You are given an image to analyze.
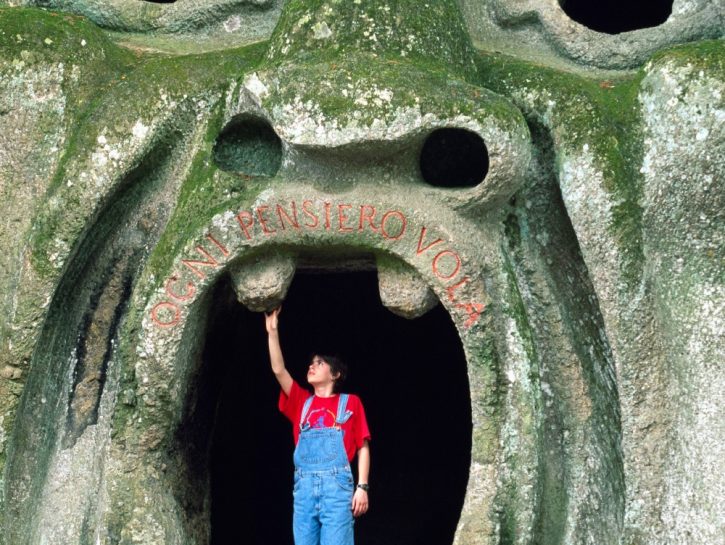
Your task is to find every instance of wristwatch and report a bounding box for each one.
[356,483,369,492]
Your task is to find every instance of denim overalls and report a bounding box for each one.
[292,393,355,545]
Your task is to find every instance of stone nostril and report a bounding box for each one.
[213,114,282,177]
[419,128,489,189]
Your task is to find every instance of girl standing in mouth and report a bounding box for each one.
[265,307,371,545]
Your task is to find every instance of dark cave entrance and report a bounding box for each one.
[205,268,471,545]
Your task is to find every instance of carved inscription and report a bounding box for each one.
[151,200,484,329]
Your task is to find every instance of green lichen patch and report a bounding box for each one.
[266,0,476,80]
[645,39,725,74]
[27,41,267,279]
[137,114,269,293]
[475,51,646,288]
[107,31,270,57]
[0,7,128,61]
[254,52,524,149]
[0,7,136,101]
[14,0,282,51]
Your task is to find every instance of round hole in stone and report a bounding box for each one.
[213,115,282,177]
[206,270,471,545]
[559,0,672,34]
[419,128,489,188]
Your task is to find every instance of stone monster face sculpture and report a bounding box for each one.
[0,1,722,544]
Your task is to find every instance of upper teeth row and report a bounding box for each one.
[230,252,436,318]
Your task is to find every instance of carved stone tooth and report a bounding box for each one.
[229,253,296,312]
[376,255,438,319]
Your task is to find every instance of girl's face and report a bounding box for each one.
[307,356,339,388]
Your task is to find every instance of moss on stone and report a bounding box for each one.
[257,51,517,134]
[132,52,525,298]
[465,324,503,465]
[475,51,647,288]
[27,40,267,279]
[265,0,477,81]
[0,7,133,66]
[139,126,270,292]
[0,7,136,136]
[646,38,724,72]
[501,246,538,366]
[213,115,283,176]
[475,40,723,294]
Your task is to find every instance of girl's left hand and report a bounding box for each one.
[352,488,368,517]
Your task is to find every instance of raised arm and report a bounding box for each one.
[265,307,293,396]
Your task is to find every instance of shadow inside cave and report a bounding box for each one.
[202,268,472,545]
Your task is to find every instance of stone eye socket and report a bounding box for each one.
[419,128,489,189]
[213,115,283,177]
[559,0,673,34]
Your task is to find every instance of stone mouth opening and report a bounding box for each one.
[200,269,471,544]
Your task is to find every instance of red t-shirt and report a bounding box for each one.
[279,380,371,462]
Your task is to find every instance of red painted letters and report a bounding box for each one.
[236,211,254,240]
[302,199,319,228]
[206,233,230,256]
[432,249,462,280]
[165,275,195,301]
[151,301,181,327]
[380,210,407,240]
[152,200,485,330]
[256,206,276,235]
[276,202,300,230]
[416,226,443,255]
[182,245,220,279]
[359,204,378,232]
[338,204,353,232]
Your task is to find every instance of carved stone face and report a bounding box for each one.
[0,2,722,545]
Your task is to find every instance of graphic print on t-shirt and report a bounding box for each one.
[280,382,371,461]
[306,407,346,429]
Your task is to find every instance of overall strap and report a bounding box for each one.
[299,395,315,429]
[335,394,353,424]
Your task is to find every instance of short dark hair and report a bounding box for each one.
[312,353,348,393]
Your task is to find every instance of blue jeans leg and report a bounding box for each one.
[293,474,320,545]
[319,470,354,545]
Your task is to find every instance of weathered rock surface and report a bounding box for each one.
[377,255,438,319]
[0,1,722,545]
[229,252,296,311]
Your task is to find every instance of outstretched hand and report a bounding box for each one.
[265,306,282,334]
